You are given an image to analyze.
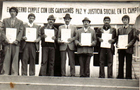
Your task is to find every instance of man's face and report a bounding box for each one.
[64,18,71,25]
[122,18,129,25]
[104,19,110,26]
[48,19,55,25]
[28,16,35,23]
[10,9,17,18]
[83,20,90,27]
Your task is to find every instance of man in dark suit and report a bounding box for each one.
[117,15,138,79]
[22,13,41,76]
[2,7,23,75]
[58,14,76,76]
[0,21,6,73]
[97,16,117,78]
[39,15,58,76]
[75,17,97,77]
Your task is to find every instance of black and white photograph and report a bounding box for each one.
[0,0,139,90]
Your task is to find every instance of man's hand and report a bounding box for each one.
[43,34,47,38]
[68,38,73,43]
[34,38,40,43]
[52,36,56,40]
[22,36,27,40]
[78,42,82,46]
[125,44,130,48]
[99,38,103,42]
[108,39,114,44]
[13,40,18,45]
[58,40,64,44]
[91,42,96,46]
[5,39,10,44]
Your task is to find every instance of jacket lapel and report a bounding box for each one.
[126,26,132,34]
[109,28,114,34]
[14,18,19,27]
[7,18,12,27]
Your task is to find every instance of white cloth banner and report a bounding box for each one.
[6,28,17,43]
[2,1,140,24]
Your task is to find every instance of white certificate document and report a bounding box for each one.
[61,29,71,43]
[118,35,128,49]
[101,33,112,48]
[6,28,17,43]
[26,28,37,42]
[81,33,91,46]
[45,29,54,43]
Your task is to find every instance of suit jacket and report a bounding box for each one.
[21,23,41,51]
[117,25,137,54]
[40,24,58,48]
[97,27,117,54]
[58,25,76,51]
[75,27,97,54]
[3,17,23,46]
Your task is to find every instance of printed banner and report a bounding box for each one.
[2,1,140,25]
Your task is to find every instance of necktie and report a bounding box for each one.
[11,20,14,27]
[67,25,68,29]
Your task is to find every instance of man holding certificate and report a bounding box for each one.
[22,13,41,76]
[2,7,23,75]
[75,17,97,77]
[117,15,137,79]
[97,17,117,78]
[39,15,58,76]
[58,14,76,77]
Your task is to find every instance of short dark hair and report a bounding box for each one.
[122,15,130,22]
[9,7,18,15]
[103,16,111,21]
[28,13,36,19]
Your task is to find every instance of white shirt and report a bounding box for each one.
[103,29,110,34]
[28,22,34,27]
[65,25,69,29]
[84,27,89,32]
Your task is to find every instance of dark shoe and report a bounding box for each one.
[125,77,132,79]
[108,76,113,78]
[70,75,75,77]
[117,76,124,79]
[99,76,105,78]
[0,73,9,76]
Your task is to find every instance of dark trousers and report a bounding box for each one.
[2,44,19,75]
[22,43,36,76]
[79,54,91,77]
[60,46,75,76]
[0,50,4,73]
[99,48,113,78]
[117,50,132,79]
[40,47,55,76]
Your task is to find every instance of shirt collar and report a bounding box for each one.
[84,27,89,32]
[65,24,70,29]
[28,22,34,27]
[123,24,129,28]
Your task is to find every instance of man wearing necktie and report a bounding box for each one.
[97,17,117,78]
[2,7,23,75]
[117,15,138,79]
[75,17,97,77]
[58,14,76,77]
[21,13,41,76]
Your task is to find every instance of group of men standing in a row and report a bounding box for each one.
[0,7,139,79]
